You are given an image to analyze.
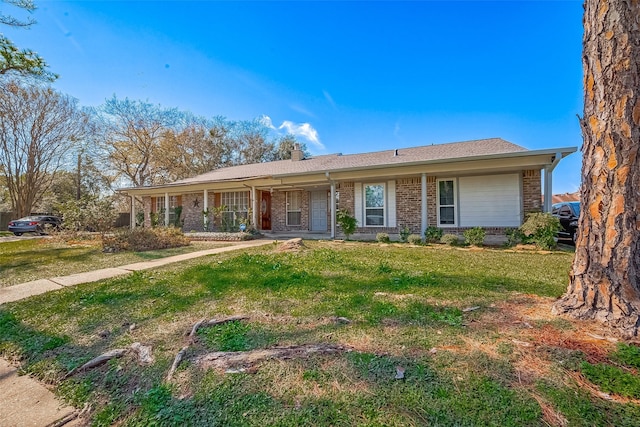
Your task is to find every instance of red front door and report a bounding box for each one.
[261,191,271,230]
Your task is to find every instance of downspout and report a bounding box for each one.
[543,152,562,213]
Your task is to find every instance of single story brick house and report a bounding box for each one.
[119,138,576,240]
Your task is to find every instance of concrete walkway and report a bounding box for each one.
[0,238,275,426]
[0,239,273,305]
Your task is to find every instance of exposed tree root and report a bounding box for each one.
[186,315,250,342]
[167,346,189,381]
[194,344,350,371]
[64,349,127,379]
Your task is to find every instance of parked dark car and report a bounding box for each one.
[552,202,580,243]
[7,215,62,236]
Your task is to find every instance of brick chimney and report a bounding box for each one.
[291,143,304,161]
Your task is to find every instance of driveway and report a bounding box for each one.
[0,234,48,243]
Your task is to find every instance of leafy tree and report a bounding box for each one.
[0,80,87,217]
[0,0,56,81]
[553,0,640,337]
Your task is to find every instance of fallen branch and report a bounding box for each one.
[64,349,127,379]
[194,344,350,371]
[167,346,189,381]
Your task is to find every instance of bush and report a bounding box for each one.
[424,226,443,243]
[336,209,357,240]
[440,234,459,246]
[399,226,410,243]
[464,227,486,246]
[102,227,190,252]
[504,228,524,247]
[376,232,391,243]
[519,212,560,250]
[56,195,118,235]
[408,234,423,245]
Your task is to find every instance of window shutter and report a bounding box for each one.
[354,182,363,227]
[387,180,396,228]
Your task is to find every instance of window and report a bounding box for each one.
[220,192,249,230]
[168,196,182,225]
[365,184,385,226]
[438,180,456,226]
[286,192,302,226]
[155,196,165,214]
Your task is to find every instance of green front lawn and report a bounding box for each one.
[1,241,638,426]
[0,238,228,287]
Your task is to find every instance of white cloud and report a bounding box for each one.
[278,121,324,150]
[259,115,277,130]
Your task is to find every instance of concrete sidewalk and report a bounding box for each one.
[0,239,273,305]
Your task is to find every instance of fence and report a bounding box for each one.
[0,212,15,230]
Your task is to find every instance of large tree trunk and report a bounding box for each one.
[553,0,640,337]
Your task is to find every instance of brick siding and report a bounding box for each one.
[522,169,542,215]
[271,190,310,232]
[395,177,421,233]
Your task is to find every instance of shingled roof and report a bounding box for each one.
[174,138,528,185]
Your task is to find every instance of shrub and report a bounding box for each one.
[424,226,443,243]
[336,209,357,240]
[464,227,486,246]
[399,226,410,243]
[376,232,391,243]
[57,195,118,235]
[408,234,423,245]
[102,227,190,252]
[519,212,560,250]
[440,233,459,246]
[504,228,524,247]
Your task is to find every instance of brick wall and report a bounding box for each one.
[336,181,354,213]
[182,193,205,231]
[522,169,542,215]
[142,196,152,228]
[395,177,422,233]
[427,176,437,227]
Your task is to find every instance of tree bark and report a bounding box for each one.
[553,0,640,337]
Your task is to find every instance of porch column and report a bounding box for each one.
[543,152,561,213]
[421,173,427,238]
[130,195,135,230]
[164,192,170,226]
[203,189,208,212]
[330,181,336,239]
[251,186,257,228]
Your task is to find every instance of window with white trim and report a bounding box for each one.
[364,183,385,226]
[221,191,249,229]
[437,179,456,226]
[155,196,165,214]
[286,191,302,226]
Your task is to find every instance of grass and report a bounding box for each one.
[1,240,638,426]
[0,238,229,287]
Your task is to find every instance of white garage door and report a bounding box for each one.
[459,174,521,227]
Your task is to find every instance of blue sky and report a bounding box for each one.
[5,0,584,194]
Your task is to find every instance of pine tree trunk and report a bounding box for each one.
[553,0,640,337]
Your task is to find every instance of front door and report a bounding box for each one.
[311,191,328,232]
[261,191,271,230]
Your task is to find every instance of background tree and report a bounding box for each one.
[0,80,87,217]
[95,96,180,187]
[553,0,640,337]
[0,0,56,80]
